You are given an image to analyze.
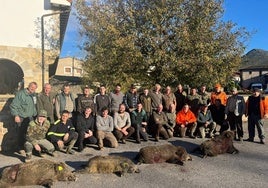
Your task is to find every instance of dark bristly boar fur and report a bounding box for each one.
[0,159,76,188]
[77,155,140,176]
[200,130,239,157]
[136,144,192,165]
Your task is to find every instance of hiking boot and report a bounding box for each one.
[121,139,126,144]
[189,134,196,139]
[260,139,265,144]
[25,154,32,163]
[47,151,57,157]
[136,139,141,144]
[78,147,84,152]
[155,137,159,142]
[98,146,104,151]
[78,145,84,152]
[19,149,26,155]
[66,149,75,155]
[239,137,243,142]
[209,133,214,138]
[37,151,45,158]
[245,138,254,142]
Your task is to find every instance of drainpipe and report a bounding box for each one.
[41,10,70,88]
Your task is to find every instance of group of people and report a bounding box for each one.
[9,81,267,162]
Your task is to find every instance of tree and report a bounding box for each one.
[76,0,250,90]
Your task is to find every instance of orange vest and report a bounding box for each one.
[211,91,227,106]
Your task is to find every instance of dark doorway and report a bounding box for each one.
[0,59,24,94]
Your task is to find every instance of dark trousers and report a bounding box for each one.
[16,117,33,150]
[248,114,265,140]
[113,127,135,141]
[53,131,78,150]
[77,131,97,150]
[154,124,169,139]
[227,112,243,138]
[133,124,148,141]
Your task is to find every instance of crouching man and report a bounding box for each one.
[152,104,173,141]
[24,110,55,162]
[175,104,197,138]
[197,104,216,139]
[113,104,135,144]
[96,106,118,150]
[47,110,78,154]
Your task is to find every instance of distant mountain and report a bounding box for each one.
[241,49,268,68]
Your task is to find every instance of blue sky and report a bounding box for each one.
[60,0,268,58]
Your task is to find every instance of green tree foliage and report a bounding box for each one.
[76,0,249,90]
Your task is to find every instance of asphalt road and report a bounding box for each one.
[0,121,267,188]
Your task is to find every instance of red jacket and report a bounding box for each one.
[176,109,196,126]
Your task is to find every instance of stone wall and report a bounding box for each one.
[0,45,55,92]
[0,83,82,151]
[0,95,16,151]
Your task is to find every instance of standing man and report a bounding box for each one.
[245,88,268,144]
[37,83,55,124]
[47,110,78,154]
[124,84,139,113]
[77,86,95,115]
[24,110,55,162]
[186,87,202,116]
[211,83,227,106]
[55,83,76,120]
[162,86,177,112]
[209,99,227,133]
[149,84,163,112]
[10,81,38,153]
[225,87,246,141]
[139,88,152,119]
[94,85,111,115]
[198,85,210,105]
[109,83,124,116]
[174,84,187,112]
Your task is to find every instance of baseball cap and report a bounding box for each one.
[38,110,47,117]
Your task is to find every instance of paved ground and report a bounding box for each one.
[0,121,267,188]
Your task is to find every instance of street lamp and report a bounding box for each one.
[41,10,70,88]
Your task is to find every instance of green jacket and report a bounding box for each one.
[26,119,51,146]
[37,92,55,123]
[10,88,37,118]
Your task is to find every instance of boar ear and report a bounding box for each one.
[225,131,234,138]
[120,162,129,169]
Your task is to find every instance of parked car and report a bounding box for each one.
[250,83,263,91]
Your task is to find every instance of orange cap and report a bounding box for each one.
[215,83,221,88]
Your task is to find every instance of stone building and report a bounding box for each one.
[0,0,72,151]
[0,0,72,94]
[55,57,84,77]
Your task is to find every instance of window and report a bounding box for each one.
[76,68,82,74]
[64,67,72,74]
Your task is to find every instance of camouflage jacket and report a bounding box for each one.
[26,119,51,146]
